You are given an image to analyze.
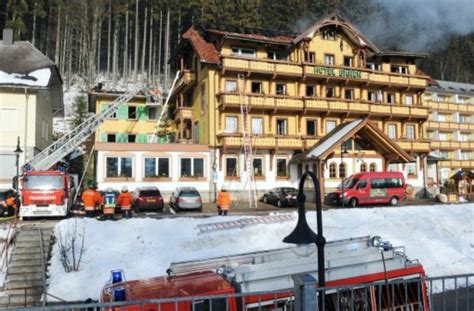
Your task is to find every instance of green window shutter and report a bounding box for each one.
[101,104,109,113]
[100,133,108,142]
[117,105,129,120]
[137,134,147,143]
[137,106,148,121]
[117,133,128,143]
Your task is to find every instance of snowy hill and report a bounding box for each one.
[47,204,473,301]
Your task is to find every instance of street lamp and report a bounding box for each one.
[340,143,349,208]
[283,171,326,307]
[14,136,23,192]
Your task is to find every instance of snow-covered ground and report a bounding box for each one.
[47,204,474,301]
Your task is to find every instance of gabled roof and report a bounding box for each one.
[291,119,412,164]
[205,26,295,45]
[182,27,220,64]
[427,80,474,96]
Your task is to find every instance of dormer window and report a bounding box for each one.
[322,28,336,40]
[343,56,353,67]
[324,54,335,66]
[391,65,409,74]
[304,52,315,63]
[231,47,256,58]
[367,63,381,71]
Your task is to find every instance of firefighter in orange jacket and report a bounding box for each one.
[82,181,102,218]
[217,187,231,216]
[117,186,133,219]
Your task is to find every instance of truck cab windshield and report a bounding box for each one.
[24,175,64,190]
[341,178,359,189]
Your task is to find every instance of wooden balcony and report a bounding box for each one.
[439,160,474,169]
[174,70,196,93]
[430,140,474,150]
[218,134,309,150]
[395,140,431,152]
[174,107,193,120]
[221,56,428,89]
[219,93,428,119]
[426,121,474,131]
[428,101,474,113]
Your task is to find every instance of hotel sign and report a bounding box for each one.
[314,66,362,79]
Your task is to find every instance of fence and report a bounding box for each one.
[5,273,474,310]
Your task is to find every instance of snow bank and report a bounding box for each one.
[0,68,51,87]
[47,204,474,301]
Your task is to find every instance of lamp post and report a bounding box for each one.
[283,171,326,308]
[14,136,23,192]
[340,143,349,208]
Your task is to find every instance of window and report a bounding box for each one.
[267,50,288,61]
[225,116,238,133]
[322,28,336,40]
[324,54,334,65]
[251,82,263,94]
[459,132,470,142]
[306,120,317,136]
[128,106,137,119]
[251,117,263,135]
[388,164,398,172]
[386,178,403,188]
[148,107,158,120]
[200,83,206,112]
[360,163,367,172]
[305,85,316,97]
[304,51,315,63]
[387,93,396,104]
[460,151,471,160]
[438,114,448,122]
[439,132,448,141]
[459,115,470,123]
[391,65,408,74]
[128,134,136,143]
[406,125,415,139]
[231,46,256,57]
[371,178,386,189]
[405,163,416,177]
[107,134,116,142]
[329,163,337,178]
[439,150,450,159]
[180,158,204,177]
[276,158,288,177]
[144,158,169,178]
[226,157,238,177]
[369,162,377,172]
[405,95,414,106]
[0,108,18,131]
[193,122,200,143]
[106,157,133,178]
[276,83,286,95]
[225,80,238,92]
[387,124,397,139]
[325,87,335,98]
[326,120,336,133]
[344,89,354,100]
[339,163,346,178]
[252,158,263,177]
[276,119,287,136]
[343,56,353,67]
[366,63,381,71]
[368,90,382,102]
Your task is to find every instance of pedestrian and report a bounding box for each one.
[217,187,231,216]
[103,188,117,221]
[82,181,101,218]
[117,186,133,219]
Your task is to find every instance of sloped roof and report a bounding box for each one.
[0,41,54,74]
[182,27,220,64]
[206,28,294,45]
[291,119,412,164]
[428,80,474,96]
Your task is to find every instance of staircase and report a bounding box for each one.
[0,224,54,307]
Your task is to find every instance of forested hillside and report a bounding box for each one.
[1,0,473,89]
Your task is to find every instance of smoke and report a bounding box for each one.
[359,0,474,52]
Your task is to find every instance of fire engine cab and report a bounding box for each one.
[101,236,429,310]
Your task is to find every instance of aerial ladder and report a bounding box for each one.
[238,74,258,209]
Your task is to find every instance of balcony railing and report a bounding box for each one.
[439,159,474,168]
[426,121,474,131]
[395,140,431,152]
[174,107,193,120]
[219,93,428,119]
[174,70,196,92]
[221,56,428,88]
[428,101,474,112]
[430,140,474,150]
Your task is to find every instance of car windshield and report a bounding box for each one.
[281,188,297,195]
[140,190,160,197]
[180,190,199,197]
[338,178,359,189]
[23,175,64,190]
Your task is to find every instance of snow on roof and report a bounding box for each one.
[0,41,54,74]
[0,68,51,87]
[429,80,474,96]
[308,119,363,158]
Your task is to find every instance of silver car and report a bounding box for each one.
[170,187,202,212]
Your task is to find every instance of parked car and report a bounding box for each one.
[0,188,19,217]
[133,187,164,212]
[327,172,407,207]
[170,187,202,212]
[262,187,298,208]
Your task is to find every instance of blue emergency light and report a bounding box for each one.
[110,269,125,284]
[113,286,126,301]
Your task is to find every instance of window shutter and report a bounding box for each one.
[137,106,148,120]
[117,133,128,143]
[137,134,147,143]
[101,133,108,142]
[116,106,129,119]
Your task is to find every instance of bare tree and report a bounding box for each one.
[148,5,153,82]
[122,10,129,81]
[141,6,147,81]
[133,0,139,81]
[107,0,112,79]
[157,10,162,84]
[112,9,119,87]
[57,219,86,273]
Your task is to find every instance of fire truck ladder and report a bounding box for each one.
[238,74,258,209]
[25,88,140,171]
[151,71,180,139]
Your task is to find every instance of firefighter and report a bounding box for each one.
[0,192,18,217]
[82,181,101,218]
[217,187,231,216]
[117,186,133,219]
[103,188,117,221]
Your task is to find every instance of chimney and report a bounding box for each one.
[2,28,13,45]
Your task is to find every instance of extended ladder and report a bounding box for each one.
[26,88,140,171]
[238,74,258,209]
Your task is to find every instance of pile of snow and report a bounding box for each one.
[47,204,474,301]
[0,68,51,87]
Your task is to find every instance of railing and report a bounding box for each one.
[396,140,431,152]
[428,101,474,112]
[431,141,474,149]
[174,107,193,120]
[6,273,474,310]
[219,135,307,149]
[1,217,18,271]
[222,56,428,88]
[427,121,474,131]
[439,159,474,168]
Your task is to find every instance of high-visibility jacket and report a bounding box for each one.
[117,192,133,210]
[103,192,116,215]
[82,189,101,211]
[217,192,231,210]
[5,197,17,209]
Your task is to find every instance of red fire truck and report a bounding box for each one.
[19,170,76,218]
[100,236,429,310]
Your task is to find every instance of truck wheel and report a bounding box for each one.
[348,198,357,208]
[390,196,399,206]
